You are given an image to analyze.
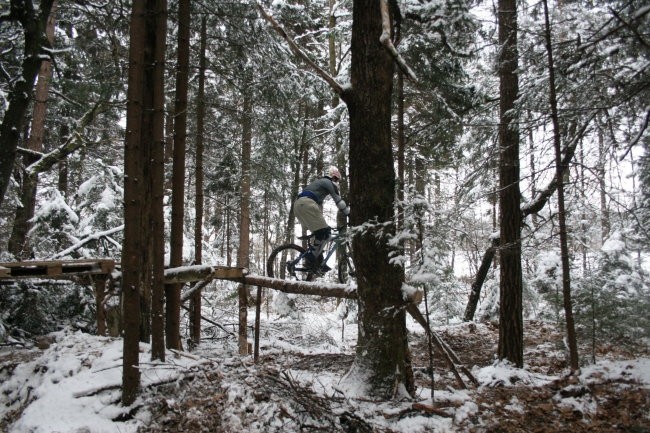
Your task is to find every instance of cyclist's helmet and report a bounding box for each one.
[328,166,341,182]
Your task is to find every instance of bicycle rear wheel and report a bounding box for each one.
[267,244,313,281]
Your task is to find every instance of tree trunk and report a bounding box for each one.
[166,0,190,351]
[286,101,305,245]
[150,0,167,362]
[8,1,57,259]
[138,3,155,343]
[0,0,54,209]
[463,237,499,321]
[497,0,523,367]
[121,0,147,406]
[190,16,207,346]
[396,71,405,235]
[597,127,610,242]
[463,115,593,321]
[342,0,414,398]
[542,0,579,371]
[237,88,253,355]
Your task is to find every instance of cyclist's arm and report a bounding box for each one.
[325,181,350,216]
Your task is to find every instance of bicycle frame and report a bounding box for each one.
[289,227,350,274]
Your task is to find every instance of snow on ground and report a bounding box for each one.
[1,300,649,433]
[0,329,208,433]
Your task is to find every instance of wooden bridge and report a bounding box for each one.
[0,258,476,388]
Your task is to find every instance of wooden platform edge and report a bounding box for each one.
[0,259,116,279]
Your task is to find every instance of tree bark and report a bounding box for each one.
[121,0,147,407]
[8,0,57,259]
[190,16,207,347]
[597,128,610,242]
[542,0,579,371]
[237,87,253,355]
[497,0,523,367]
[150,0,167,362]
[0,0,54,210]
[463,237,499,321]
[396,71,405,235]
[259,0,414,398]
[166,0,190,351]
[342,0,414,398]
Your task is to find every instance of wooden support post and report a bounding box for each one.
[254,285,262,363]
[93,275,108,336]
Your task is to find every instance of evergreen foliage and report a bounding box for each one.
[0,0,647,356]
[0,281,95,338]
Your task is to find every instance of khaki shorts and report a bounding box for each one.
[294,196,329,233]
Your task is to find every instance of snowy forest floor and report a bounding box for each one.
[1,294,649,433]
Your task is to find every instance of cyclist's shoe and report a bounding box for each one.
[320,263,331,273]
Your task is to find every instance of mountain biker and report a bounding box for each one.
[293,165,350,272]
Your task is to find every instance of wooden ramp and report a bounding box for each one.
[0,259,115,279]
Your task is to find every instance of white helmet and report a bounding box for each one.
[328,166,341,182]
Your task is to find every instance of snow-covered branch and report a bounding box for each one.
[256,3,345,97]
[25,100,109,178]
[380,0,417,82]
[521,113,596,216]
[49,225,124,260]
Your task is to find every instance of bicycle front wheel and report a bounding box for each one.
[267,244,312,281]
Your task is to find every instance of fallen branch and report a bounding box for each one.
[407,304,478,389]
[180,275,215,303]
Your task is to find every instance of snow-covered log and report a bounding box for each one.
[242,274,357,299]
[163,264,424,303]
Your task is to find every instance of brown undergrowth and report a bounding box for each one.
[140,320,650,432]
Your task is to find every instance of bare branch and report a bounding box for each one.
[379,0,417,82]
[256,3,345,97]
[521,112,596,216]
[49,225,124,259]
[618,109,650,161]
[16,146,44,159]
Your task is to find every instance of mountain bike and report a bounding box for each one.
[266,226,355,283]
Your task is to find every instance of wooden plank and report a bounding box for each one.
[213,266,246,280]
[47,264,63,276]
[0,259,116,279]
[98,259,116,274]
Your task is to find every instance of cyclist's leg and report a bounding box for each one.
[312,227,331,267]
[295,198,329,268]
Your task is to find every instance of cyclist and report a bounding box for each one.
[293,165,350,272]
